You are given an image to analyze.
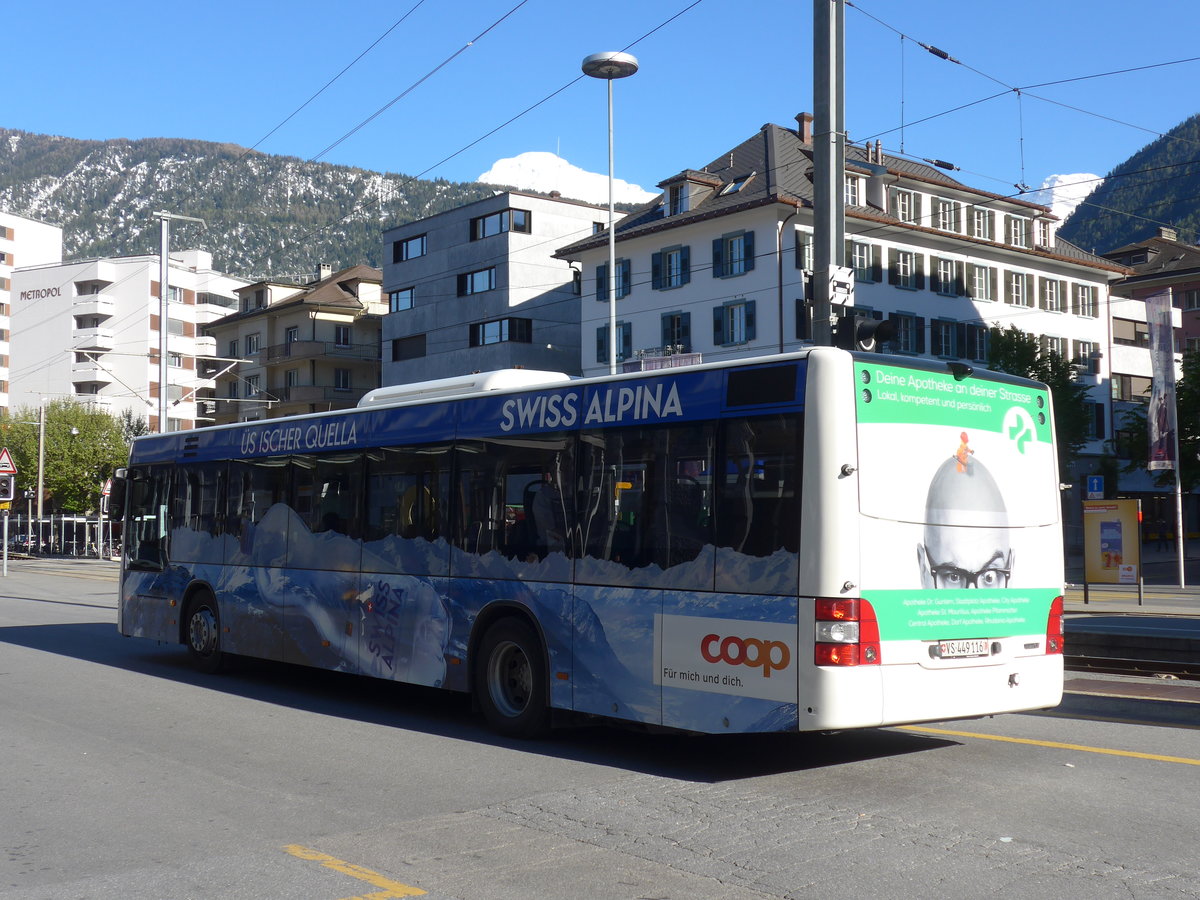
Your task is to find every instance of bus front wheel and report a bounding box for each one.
[475,618,549,738]
[185,593,224,674]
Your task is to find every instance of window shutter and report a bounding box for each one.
[680,245,691,285]
[888,248,899,285]
[619,259,631,297]
[712,238,725,278]
[713,306,725,344]
[794,231,805,269]
[913,193,924,226]
[872,253,883,284]
[457,273,468,297]
[955,323,968,359]
[661,313,672,347]
[680,312,691,346]
[931,260,943,294]
[915,254,925,290]
[1094,403,1106,440]
[955,261,966,296]
[596,326,607,364]
[915,316,926,353]
[620,322,632,360]
[888,189,900,218]
[844,239,854,267]
[1003,271,1014,304]
[743,231,755,272]
[1059,280,1068,311]
[745,300,757,340]
[595,264,607,301]
[1038,278,1048,310]
[651,252,663,290]
[1070,284,1080,315]
[795,298,808,340]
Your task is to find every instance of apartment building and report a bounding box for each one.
[10,250,247,430]
[205,264,384,424]
[381,191,608,383]
[0,212,63,414]
[554,114,1132,484]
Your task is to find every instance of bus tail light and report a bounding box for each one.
[1045,595,1064,655]
[815,598,881,667]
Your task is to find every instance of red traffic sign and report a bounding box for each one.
[0,448,16,476]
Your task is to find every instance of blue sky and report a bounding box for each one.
[8,0,1200,211]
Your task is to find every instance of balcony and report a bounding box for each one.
[72,327,116,352]
[276,384,370,405]
[72,293,117,319]
[71,360,112,383]
[622,346,702,373]
[264,340,380,364]
[72,393,114,412]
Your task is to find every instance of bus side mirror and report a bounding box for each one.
[107,469,127,522]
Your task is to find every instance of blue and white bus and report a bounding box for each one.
[113,348,1064,736]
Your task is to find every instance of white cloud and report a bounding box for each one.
[478,151,658,206]
[1031,173,1102,222]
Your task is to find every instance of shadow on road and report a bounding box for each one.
[0,620,955,781]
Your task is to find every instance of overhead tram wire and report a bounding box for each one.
[232,0,709,279]
[237,0,430,162]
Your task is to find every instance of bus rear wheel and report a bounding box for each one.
[475,618,549,738]
[185,593,224,674]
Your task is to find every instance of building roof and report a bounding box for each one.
[1103,233,1200,282]
[211,264,382,327]
[554,117,1123,274]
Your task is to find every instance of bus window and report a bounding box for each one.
[579,422,714,590]
[363,444,452,576]
[227,458,290,566]
[126,465,172,571]
[715,415,802,595]
[168,462,225,565]
[453,436,574,571]
[288,453,363,571]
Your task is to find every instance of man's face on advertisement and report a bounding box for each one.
[919,524,1011,589]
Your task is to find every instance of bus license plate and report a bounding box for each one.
[938,639,989,659]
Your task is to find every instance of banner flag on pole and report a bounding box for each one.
[1146,287,1178,471]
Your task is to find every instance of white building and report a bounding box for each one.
[1,212,63,414]
[10,250,247,431]
[381,191,609,383]
[555,114,1132,471]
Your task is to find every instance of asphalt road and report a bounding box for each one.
[2,560,1199,900]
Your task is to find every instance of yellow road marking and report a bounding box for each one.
[900,725,1200,766]
[284,845,426,898]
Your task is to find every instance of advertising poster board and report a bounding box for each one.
[1083,499,1141,585]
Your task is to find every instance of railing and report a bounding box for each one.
[264,340,380,363]
[622,346,702,372]
[275,384,369,404]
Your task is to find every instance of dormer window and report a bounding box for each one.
[889,187,920,224]
[668,183,689,216]
[1036,219,1052,248]
[844,175,860,206]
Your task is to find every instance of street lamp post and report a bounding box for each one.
[582,51,639,376]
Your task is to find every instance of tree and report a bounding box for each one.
[0,400,131,514]
[1115,350,1200,492]
[987,324,1092,476]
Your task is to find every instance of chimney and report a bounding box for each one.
[1159,226,1178,242]
[316,263,332,282]
[796,112,814,145]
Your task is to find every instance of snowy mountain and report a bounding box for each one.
[0,129,505,278]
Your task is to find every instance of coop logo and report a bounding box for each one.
[700,633,791,678]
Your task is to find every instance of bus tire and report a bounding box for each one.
[475,618,549,738]
[184,592,224,674]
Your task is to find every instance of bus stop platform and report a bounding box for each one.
[1065,583,1200,676]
